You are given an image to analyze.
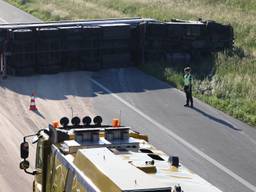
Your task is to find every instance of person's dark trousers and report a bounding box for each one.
[184,85,193,107]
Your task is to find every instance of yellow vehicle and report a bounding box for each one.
[20,116,222,192]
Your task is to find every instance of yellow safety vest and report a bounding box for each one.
[184,74,192,86]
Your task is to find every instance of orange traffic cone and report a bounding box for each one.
[29,92,38,111]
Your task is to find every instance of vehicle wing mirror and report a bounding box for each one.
[20,141,29,159]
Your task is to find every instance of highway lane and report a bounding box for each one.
[91,68,256,192]
[0,0,41,24]
[0,2,256,192]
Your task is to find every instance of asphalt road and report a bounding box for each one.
[0,2,256,192]
[0,0,41,24]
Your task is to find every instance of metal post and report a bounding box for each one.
[2,52,7,79]
[119,110,122,125]
[0,52,3,75]
[71,107,73,118]
[0,52,7,79]
[140,22,146,66]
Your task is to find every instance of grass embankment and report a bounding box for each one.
[6,0,256,126]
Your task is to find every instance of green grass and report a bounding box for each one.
[5,0,256,126]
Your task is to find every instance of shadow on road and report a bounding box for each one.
[0,68,172,100]
[192,106,241,131]
[32,110,45,119]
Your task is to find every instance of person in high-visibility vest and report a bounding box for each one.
[183,67,193,107]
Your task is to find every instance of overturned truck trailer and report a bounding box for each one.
[0,18,233,76]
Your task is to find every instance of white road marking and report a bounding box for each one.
[90,78,256,192]
[0,17,8,23]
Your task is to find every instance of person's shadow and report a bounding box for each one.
[191,106,241,131]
